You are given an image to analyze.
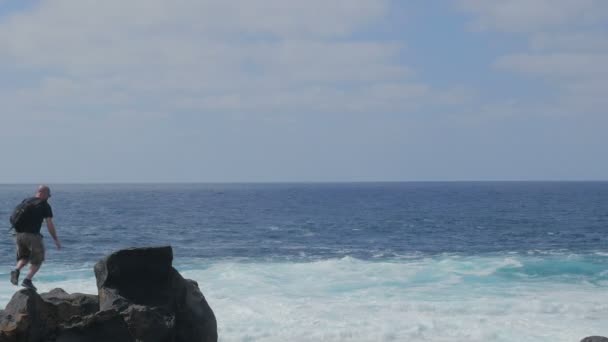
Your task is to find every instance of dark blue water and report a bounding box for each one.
[1,182,607,265]
[2,182,608,341]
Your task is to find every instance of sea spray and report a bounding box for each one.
[2,254,606,341]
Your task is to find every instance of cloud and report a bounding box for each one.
[529,32,608,52]
[0,1,604,182]
[495,52,608,78]
[460,0,608,117]
[460,0,608,33]
[0,0,466,123]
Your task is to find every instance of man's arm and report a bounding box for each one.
[46,218,62,249]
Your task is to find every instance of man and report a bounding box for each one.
[10,185,62,291]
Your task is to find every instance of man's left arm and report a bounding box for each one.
[46,218,62,250]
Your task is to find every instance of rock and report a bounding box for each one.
[94,246,174,309]
[121,305,175,342]
[581,337,608,342]
[55,309,132,342]
[0,288,99,342]
[97,287,129,313]
[94,246,216,341]
[1,246,217,342]
[0,308,20,342]
[40,289,99,324]
[171,273,217,342]
[1,289,56,342]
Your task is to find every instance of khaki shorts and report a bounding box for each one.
[16,233,45,265]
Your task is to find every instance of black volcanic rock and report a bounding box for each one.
[121,305,175,342]
[93,246,217,341]
[581,337,608,342]
[0,288,99,342]
[0,289,49,342]
[55,308,132,342]
[94,246,174,308]
[171,273,217,342]
[40,289,99,324]
[0,246,217,342]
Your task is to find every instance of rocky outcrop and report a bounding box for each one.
[54,309,132,342]
[94,247,175,310]
[581,337,608,342]
[0,289,98,341]
[93,246,217,341]
[0,246,217,342]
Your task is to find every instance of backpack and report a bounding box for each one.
[9,198,42,233]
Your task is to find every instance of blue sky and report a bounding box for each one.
[0,0,606,182]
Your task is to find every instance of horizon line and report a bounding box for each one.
[1,179,607,185]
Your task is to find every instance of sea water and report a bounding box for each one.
[1,182,607,341]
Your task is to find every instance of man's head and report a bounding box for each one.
[36,185,51,200]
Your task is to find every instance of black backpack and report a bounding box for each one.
[9,198,42,233]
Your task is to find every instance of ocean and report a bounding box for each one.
[1,182,607,341]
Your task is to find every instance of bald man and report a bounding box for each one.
[10,185,62,291]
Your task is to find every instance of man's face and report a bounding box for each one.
[39,188,51,200]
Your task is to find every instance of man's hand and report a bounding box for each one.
[55,239,62,250]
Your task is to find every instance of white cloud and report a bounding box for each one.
[0,0,470,124]
[495,52,608,78]
[529,32,608,52]
[460,0,608,33]
[460,0,608,117]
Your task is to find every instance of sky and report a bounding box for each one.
[0,0,607,183]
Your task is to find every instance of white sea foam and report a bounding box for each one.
[2,255,607,342]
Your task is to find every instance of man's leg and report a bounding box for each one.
[21,235,44,290]
[25,263,41,280]
[10,258,29,285]
[15,258,28,271]
[20,263,40,290]
[11,235,30,285]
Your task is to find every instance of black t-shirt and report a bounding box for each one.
[20,197,53,234]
